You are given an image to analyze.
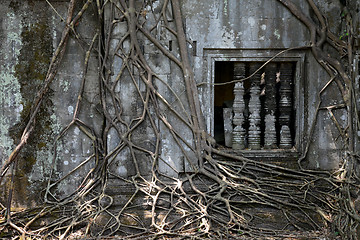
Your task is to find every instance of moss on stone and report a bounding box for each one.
[11,20,53,148]
[7,18,54,207]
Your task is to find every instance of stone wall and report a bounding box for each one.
[0,0,101,206]
[0,0,359,209]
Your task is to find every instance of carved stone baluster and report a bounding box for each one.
[248,63,262,150]
[279,63,293,149]
[232,63,246,150]
[223,108,233,147]
[264,63,277,149]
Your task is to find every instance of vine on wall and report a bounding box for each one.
[0,0,359,239]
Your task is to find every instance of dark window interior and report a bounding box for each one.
[214,61,234,145]
[214,61,296,149]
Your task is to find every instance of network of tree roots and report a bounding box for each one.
[1,0,359,239]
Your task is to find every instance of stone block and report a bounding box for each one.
[145,52,171,75]
[112,21,128,39]
[108,146,132,178]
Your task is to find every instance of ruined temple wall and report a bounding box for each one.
[103,0,354,174]
[0,0,358,207]
[181,0,351,170]
[0,0,101,206]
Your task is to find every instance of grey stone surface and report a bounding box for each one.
[0,0,358,206]
[223,108,233,148]
[0,0,101,204]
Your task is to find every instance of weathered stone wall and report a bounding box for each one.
[182,0,356,170]
[1,0,57,207]
[0,0,101,206]
[0,0,359,208]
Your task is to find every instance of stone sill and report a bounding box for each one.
[220,148,299,158]
[213,147,300,169]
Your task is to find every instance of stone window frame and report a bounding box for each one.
[203,49,305,159]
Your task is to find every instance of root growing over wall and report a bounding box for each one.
[1,0,360,239]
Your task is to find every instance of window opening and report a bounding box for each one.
[214,61,234,145]
[214,61,296,150]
